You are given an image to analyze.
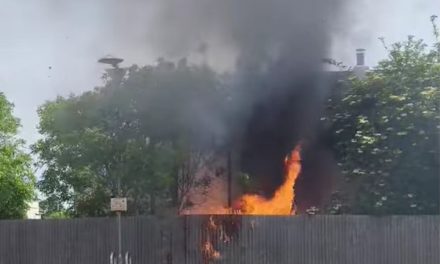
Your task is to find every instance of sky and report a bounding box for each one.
[0,0,438,149]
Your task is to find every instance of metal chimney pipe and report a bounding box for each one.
[356,48,366,66]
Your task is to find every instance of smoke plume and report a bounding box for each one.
[44,0,351,207]
[144,0,348,199]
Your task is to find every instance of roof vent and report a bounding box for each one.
[356,48,366,66]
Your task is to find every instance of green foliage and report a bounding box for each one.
[0,93,35,219]
[326,27,440,214]
[44,211,70,219]
[34,60,224,217]
[237,172,252,193]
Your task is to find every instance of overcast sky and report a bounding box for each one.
[0,0,438,149]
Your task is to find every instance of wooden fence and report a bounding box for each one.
[0,215,438,264]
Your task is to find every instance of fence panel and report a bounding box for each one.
[0,216,438,264]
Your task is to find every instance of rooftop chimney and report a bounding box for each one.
[356,48,366,66]
[353,48,369,80]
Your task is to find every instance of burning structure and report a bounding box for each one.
[180,146,302,215]
[166,0,355,217]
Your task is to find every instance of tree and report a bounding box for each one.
[34,59,224,217]
[0,92,35,219]
[325,18,440,214]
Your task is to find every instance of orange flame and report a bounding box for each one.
[190,146,301,262]
[233,145,301,215]
[181,145,302,216]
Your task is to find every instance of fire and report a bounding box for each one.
[233,145,301,215]
[188,146,301,263]
[201,216,222,262]
[181,145,302,216]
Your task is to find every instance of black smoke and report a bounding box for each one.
[146,0,349,204]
